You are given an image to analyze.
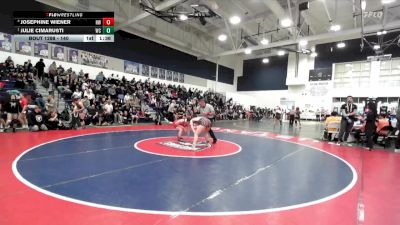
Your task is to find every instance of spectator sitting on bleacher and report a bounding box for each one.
[96,71,105,82]
[46,110,59,130]
[29,105,48,131]
[46,94,56,112]
[35,93,46,112]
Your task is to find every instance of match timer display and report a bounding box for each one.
[13,12,115,42]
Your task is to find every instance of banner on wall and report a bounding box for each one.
[68,49,79,63]
[124,60,140,75]
[309,68,332,81]
[166,70,173,81]
[52,45,65,61]
[34,43,48,58]
[173,71,179,82]
[305,81,333,97]
[0,33,12,52]
[179,73,184,83]
[141,65,149,76]
[15,42,32,55]
[151,67,158,78]
[159,69,166,79]
[81,51,109,68]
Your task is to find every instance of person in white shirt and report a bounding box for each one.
[84,88,94,102]
[274,106,283,127]
[81,82,88,92]
[124,93,131,103]
[103,100,113,125]
[72,90,82,99]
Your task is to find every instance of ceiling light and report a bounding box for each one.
[218,34,227,41]
[244,48,252,54]
[299,39,308,46]
[337,42,346,48]
[382,0,396,4]
[179,14,188,21]
[277,50,285,56]
[377,31,382,35]
[190,4,199,7]
[262,58,269,63]
[281,18,292,27]
[361,0,367,10]
[310,52,318,57]
[382,30,387,34]
[330,24,341,32]
[373,45,381,50]
[260,38,269,45]
[229,16,241,25]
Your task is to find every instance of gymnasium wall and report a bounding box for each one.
[314,32,400,69]
[0,0,235,85]
[237,55,289,91]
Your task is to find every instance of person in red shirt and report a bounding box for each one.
[19,93,29,129]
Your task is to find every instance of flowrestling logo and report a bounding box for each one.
[159,140,210,151]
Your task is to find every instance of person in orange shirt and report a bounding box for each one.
[323,111,341,140]
[375,116,390,133]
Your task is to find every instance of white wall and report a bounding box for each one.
[286,52,315,85]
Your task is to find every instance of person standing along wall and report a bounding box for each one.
[338,96,357,144]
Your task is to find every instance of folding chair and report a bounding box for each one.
[325,122,341,141]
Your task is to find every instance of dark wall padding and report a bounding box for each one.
[0,0,234,84]
[314,32,400,69]
[238,55,289,91]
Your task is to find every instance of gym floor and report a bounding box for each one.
[1,120,399,225]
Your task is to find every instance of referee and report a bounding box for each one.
[197,98,217,144]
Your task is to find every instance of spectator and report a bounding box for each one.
[274,106,282,127]
[364,101,377,151]
[289,106,296,126]
[35,58,45,80]
[5,56,14,68]
[46,94,56,112]
[294,107,301,127]
[5,95,23,131]
[46,110,59,130]
[29,106,48,131]
[395,107,400,152]
[103,99,113,125]
[95,71,105,82]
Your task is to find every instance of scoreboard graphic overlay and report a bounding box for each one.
[13,12,114,42]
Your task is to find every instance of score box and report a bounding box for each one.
[102,18,114,26]
[102,26,114,34]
